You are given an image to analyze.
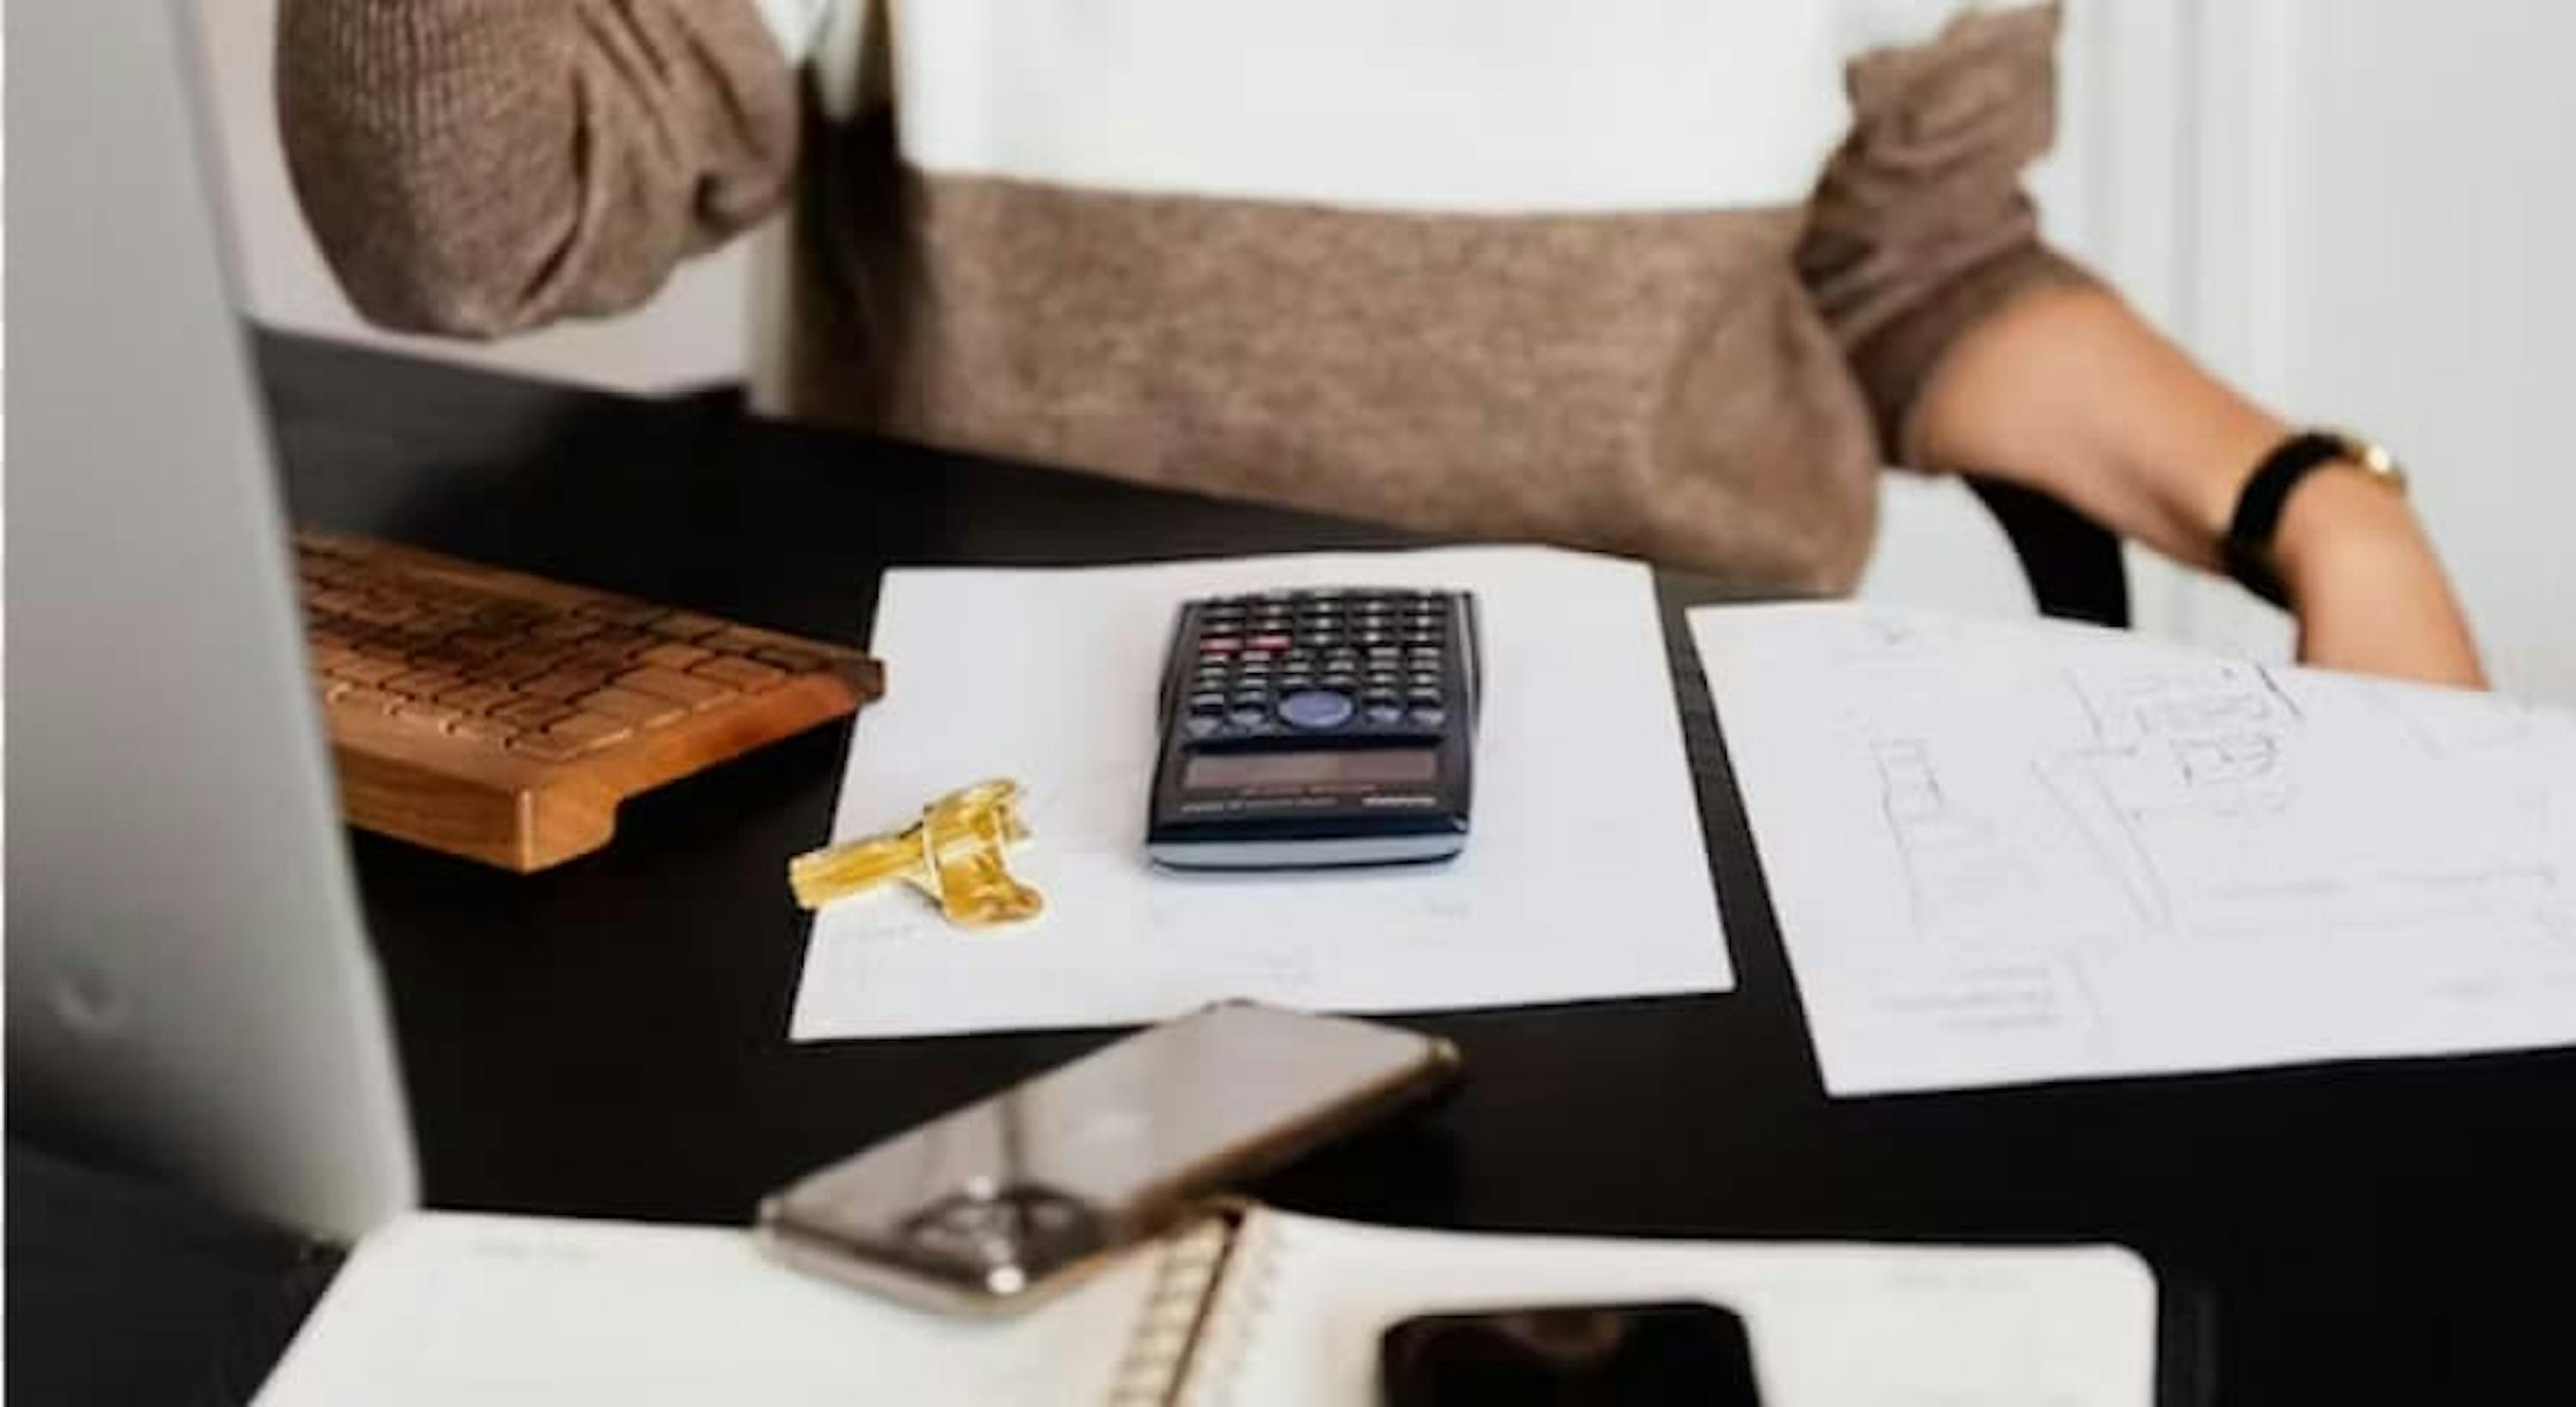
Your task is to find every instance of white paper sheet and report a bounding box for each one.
[1690,603,2576,1095]
[793,548,1727,1040]
[252,1213,1161,1405]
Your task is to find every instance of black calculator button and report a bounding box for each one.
[1184,714,1223,738]
[1407,688,1443,706]
[1249,633,1293,652]
[1228,705,1270,730]
[1321,673,1359,692]
[1188,691,1225,710]
[1409,703,1448,728]
[1278,689,1357,731]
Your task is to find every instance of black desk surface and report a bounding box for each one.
[34,330,2576,1404]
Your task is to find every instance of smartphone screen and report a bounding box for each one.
[1379,1301,1761,1406]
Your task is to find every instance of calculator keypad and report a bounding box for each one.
[1181,589,1461,739]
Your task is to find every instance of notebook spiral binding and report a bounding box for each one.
[1173,1207,1285,1407]
[1103,1203,1282,1407]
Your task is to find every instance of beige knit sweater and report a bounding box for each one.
[277,1,2089,591]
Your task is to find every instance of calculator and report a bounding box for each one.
[1146,587,1479,870]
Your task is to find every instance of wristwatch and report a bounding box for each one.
[2221,428,2409,608]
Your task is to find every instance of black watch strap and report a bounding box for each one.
[2222,431,2351,609]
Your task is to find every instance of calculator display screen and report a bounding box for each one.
[1184,749,1438,790]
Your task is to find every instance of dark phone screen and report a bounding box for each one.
[1379,1301,1760,1406]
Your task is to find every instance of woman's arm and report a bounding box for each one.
[1906,283,2485,686]
[1797,3,2482,686]
[276,0,800,338]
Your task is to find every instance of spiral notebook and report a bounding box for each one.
[256,1206,2155,1405]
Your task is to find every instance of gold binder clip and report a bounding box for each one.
[787,779,1044,929]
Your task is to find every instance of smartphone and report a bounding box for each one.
[1379,1301,1762,1406]
[756,1002,1460,1315]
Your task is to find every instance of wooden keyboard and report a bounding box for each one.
[296,531,883,871]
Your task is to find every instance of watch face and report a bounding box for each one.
[2325,428,2407,485]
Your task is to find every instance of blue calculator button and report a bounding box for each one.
[1278,689,1357,731]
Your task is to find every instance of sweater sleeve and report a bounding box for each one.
[276,0,801,338]
[1795,3,2099,468]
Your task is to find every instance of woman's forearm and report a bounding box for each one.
[1902,282,2485,685]
[1904,283,2280,570]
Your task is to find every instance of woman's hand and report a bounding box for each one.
[2274,468,2488,688]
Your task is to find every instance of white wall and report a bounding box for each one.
[2264,1,2576,702]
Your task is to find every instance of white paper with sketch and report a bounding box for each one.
[1690,603,2576,1096]
[793,548,1726,1041]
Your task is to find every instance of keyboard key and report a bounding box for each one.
[506,733,588,763]
[447,714,518,744]
[691,656,788,693]
[386,669,465,700]
[485,652,565,686]
[520,668,613,702]
[490,697,576,730]
[336,687,404,714]
[547,710,634,751]
[435,682,517,715]
[750,646,831,675]
[441,632,514,659]
[617,666,733,710]
[577,687,685,729]
[336,654,408,686]
[574,599,665,628]
[529,616,600,642]
[392,700,463,731]
[648,612,728,641]
[638,641,713,670]
[404,644,478,671]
